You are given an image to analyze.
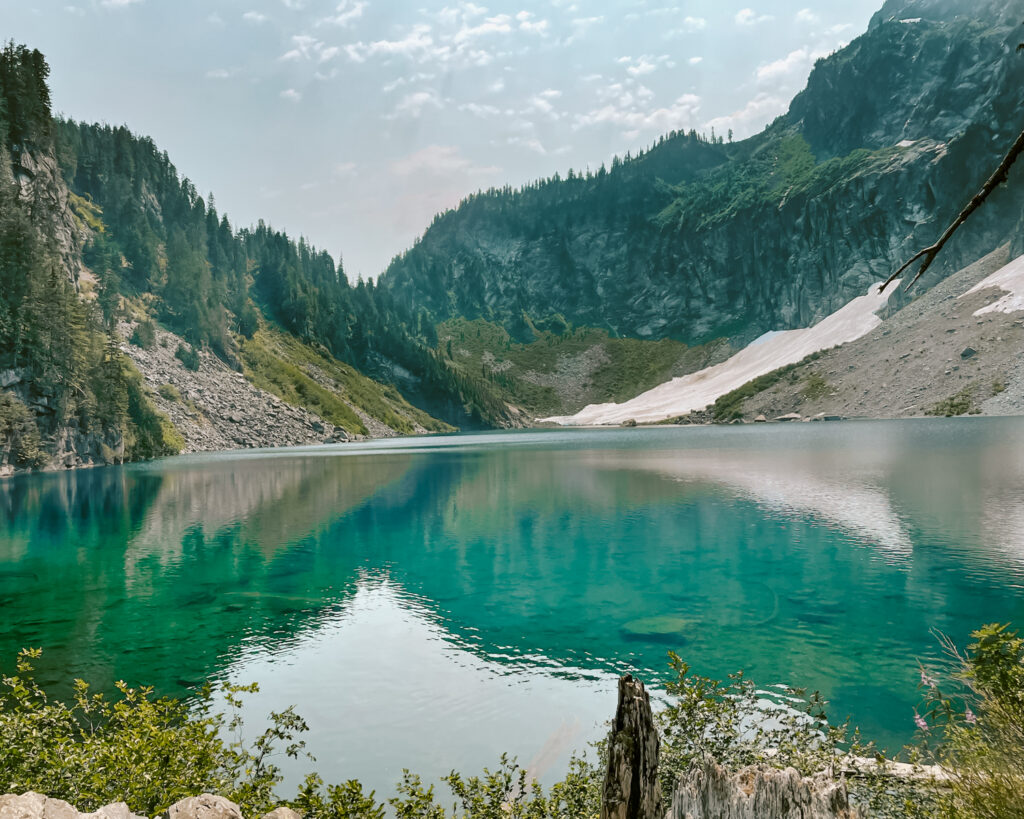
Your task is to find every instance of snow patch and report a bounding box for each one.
[541,282,897,426]
[961,254,1024,316]
[899,17,922,24]
[897,139,917,148]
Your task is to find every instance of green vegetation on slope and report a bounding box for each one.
[436,317,728,417]
[0,43,180,468]
[239,326,454,436]
[710,352,825,422]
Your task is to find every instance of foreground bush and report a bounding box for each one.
[2,625,1022,818]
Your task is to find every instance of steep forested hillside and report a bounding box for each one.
[0,42,530,473]
[54,120,517,430]
[380,0,1024,346]
[0,44,181,472]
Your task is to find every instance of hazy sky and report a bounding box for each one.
[5,0,882,278]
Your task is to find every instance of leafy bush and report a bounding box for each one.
[129,319,157,350]
[157,383,181,402]
[802,372,830,401]
[0,649,601,819]
[916,624,1024,819]
[926,388,979,417]
[175,343,201,371]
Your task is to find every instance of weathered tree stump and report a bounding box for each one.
[600,674,663,819]
[668,761,865,819]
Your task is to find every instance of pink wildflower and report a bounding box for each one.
[914,713,928,732]
[965,707,977,725]
[920,669,936,687]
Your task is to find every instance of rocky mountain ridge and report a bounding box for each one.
[380,0,1024,348]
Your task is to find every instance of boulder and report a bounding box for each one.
[81,804,147,819]
[260,810,303,819]
[0,794,79,819]
[960,347,977,359]
[775,413,802,422]
[163,795,243,819]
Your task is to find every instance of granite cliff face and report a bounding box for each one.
[380,0,1024,346]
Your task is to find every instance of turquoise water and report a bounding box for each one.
[2,419,1024,795]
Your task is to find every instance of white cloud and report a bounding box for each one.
[318,0,366,27]
[334,162,357,177]
[575,92,702,134]
[242,10,268,23]
[280,88,302,101]
[795,8,819,24]
[735,8,773,26]
[387,89,444,118]
[755,46,830,85]
[618,54,674,77]
[507,136,548,154]
[345,24,437,63]
[453,14,514,44]
[64,5,86,15]
[689,56,703,65]
[100,0,141,7]
[207,12,224,25]
[705,91,786,138]
[516,11,549,35]
[390,145,499,177]
[459,102,503,117]
[206,68,237,79]
[280,35,339,63]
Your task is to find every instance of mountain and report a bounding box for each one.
[380,0,1024,349]
[0,43,522,473]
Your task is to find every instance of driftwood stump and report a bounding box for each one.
[668,761,866,819]
[600,674,663,819]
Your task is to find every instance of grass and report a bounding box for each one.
[237,326,452,437]
[436,317,725,416]
[927,387,981,417]
[710,351,825,422]
[802,372,830,401]
[157,384,181,402]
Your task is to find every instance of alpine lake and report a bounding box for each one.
[3,419,1024,797]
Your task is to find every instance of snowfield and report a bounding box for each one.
[541,282,898,426]
[962,253,1024,316]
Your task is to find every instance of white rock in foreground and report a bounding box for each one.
[668,762,865,819]
[543,283,896,426]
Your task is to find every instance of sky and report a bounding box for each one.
[4,0,883,279]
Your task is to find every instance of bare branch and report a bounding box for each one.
[880,127,1024,293]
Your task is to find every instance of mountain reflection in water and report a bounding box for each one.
[2,419,1024,795]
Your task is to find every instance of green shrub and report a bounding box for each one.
[0,393,48,468]
[175,343,201,371]
[129,320,157,350]
[926,388,978,417]
[802,372,830,401]
[157,383,181,402]
[917,624,1024,819]
[0,650,602,819]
